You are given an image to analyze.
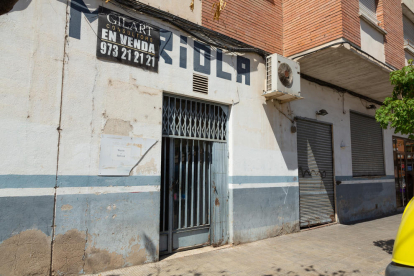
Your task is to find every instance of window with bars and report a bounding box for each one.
[162,95,228,142]
[359,0,379,23]
[403,15,414,45]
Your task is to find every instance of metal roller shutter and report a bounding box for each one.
[350,111,385,177]
[297,119,335,228]
[359,0,378,22]
[403,15,414,45]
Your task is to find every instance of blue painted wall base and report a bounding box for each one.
[232,186,300,244]
[337,182,397,224]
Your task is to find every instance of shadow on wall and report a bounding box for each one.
[0,0,21,15]
[263,101,298,171]
[2,0,70,15]
[373,239,394,255]
[143,233,157,261]
[360,18,384,44]
[336,183,397,225]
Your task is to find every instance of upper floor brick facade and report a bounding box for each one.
[381,0,405,69]
[201,0,283,55]
[283,0,344,56]
[198,0,408,69]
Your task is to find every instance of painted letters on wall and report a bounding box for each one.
[160,30,251,86]
[69,0,99,39]
[69,1,251,85]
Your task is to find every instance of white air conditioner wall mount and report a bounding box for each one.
[263,53,303,103]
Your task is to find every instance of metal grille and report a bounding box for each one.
[359,0,378,23]
[266,56,272,91]
[160,137,212,253]
[404,15,414,45]
[159,138,211,231]
[297,119,335,228]
[350,111,385,177]
[193,74,209,94]
[162,95,228,142]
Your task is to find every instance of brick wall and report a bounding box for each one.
[382,0,405,69]
[200,0,404,68]
[377,0,384,29]
[283,0,343,57]
[342,0,361,47]
[283,0,403,67]
[201,0,283,54]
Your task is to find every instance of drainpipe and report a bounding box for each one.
[49,1,70,275]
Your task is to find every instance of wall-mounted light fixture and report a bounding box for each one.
[316,109,328,116]
[366,104,376,109]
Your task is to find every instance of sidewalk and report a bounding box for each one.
[88,214,401,276]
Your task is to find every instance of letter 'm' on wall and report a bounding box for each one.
[69,0,99,39]
[217,49,231,81]
[194,41,211,75]
[237,56,250,85]
[160,29,173,65]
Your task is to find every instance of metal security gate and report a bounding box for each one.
[160,95,228,254]
[297,118,335,228]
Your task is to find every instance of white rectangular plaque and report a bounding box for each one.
[99,134,157,176]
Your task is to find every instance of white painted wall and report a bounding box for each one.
[143,0,202,24]
[360,19,385,63]
[0,0,399,184]
[0,0,66,176]
[229,96,297,178]
[55,0,267,179]
[0,0,274,185]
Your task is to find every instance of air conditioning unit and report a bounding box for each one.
[263,54,303,103]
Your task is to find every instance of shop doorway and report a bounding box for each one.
[393,137,414,207]
[159,95,229,254]
[296,118,336,228]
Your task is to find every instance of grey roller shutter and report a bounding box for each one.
[403,15,414,45]
[297,119,335,228]
[359,0,377,22]
[350,111,385,177]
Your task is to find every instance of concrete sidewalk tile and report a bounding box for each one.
[85,214,402,276]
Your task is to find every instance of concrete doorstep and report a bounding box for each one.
[87,214,401,276]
